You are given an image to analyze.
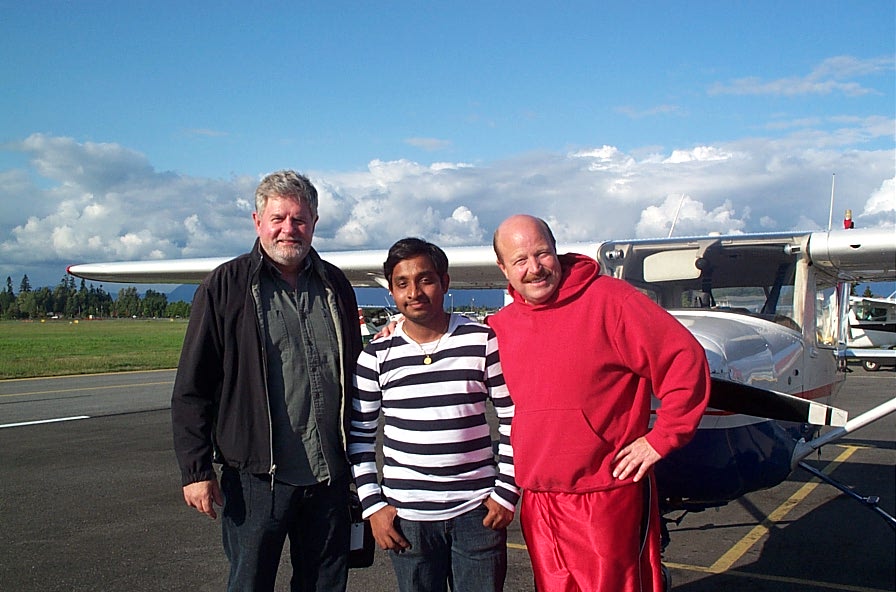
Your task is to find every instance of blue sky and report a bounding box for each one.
[1,1,894,294]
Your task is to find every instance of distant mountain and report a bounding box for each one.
[168,284,199,303]
[355,287,505,309]
[166,285,506,308]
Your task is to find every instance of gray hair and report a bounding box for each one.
[254,170,319,217]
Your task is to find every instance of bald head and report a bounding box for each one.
[492,215,556,262]
[493,215,561,305]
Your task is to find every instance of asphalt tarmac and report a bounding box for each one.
[1,367,893,591]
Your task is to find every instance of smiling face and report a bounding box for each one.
[494,215,562,305]
[389,254,449,331]
[253,195,318,275]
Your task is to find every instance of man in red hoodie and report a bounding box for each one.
[489,214,711,592]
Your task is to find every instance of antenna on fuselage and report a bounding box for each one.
[827,173,836,231]
[668,194,686,238]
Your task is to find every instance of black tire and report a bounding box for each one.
[862,359,881,372]
[661,564,672,591]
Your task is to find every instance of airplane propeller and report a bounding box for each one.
[708,378,848,426]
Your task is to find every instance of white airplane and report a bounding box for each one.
[845,292,896,371]
[68,226,896,533]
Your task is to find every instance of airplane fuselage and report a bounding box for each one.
[595,231,866,510]
[847,295,896,349]
[655,311,843,509]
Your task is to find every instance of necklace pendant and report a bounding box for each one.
[423,355,432,365]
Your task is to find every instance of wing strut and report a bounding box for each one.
[790,396,896,530]
[797,460,896,530]
[791,396,896,464]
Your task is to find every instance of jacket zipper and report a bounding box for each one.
[251,252,277,491]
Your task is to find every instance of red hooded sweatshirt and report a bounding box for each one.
[489,253,710,493]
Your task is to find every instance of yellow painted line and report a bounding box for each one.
[709,445,859,573]
[513,534,887,591]
[501,448,883,590]
[0,380,173,398]
[663,562,716,573]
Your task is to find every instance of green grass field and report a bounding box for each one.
[0,319,188,379]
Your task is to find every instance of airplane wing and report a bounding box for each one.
[343,228,892,287]
[67,249,506,288]
[843,347,896,359]
[326,246,507,289]
[67,258,233,285]
[804,227,896,282]
[68,242,603,289]
[67,228,894,286]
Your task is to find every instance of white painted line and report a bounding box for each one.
[0,416,91,429]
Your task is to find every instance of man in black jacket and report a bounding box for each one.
[172,170,363,592]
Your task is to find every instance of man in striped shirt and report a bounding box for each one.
[348,237,519,592]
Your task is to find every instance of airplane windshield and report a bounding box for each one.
[601,237,803,331]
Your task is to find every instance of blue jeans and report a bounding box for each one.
[390,504,507,592]
[220,468,350,592]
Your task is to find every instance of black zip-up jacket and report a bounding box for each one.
[171,240,362,486]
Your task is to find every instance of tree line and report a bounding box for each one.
[0,275,191,320]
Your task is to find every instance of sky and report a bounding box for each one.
[1,1,894,296]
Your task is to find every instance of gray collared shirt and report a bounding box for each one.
[258,259,346,486]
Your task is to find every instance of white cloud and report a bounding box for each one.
[435,206,485,244]
[635,195,747,238]
[21,134,154,193]
[664,146,737,164]
[709,55,895,97]
[858,177,896,227]
[1,126,893,287]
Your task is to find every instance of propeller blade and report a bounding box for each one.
[708,378,848,426]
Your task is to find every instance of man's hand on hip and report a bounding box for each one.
[612,436,661,483]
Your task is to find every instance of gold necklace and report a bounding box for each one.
[417,333,445,365]
[407,317,450,364]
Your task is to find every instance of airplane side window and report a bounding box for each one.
[815,286,839,347]
[634,286,661,305]
[869,306,887,321]
[710,287,766,313]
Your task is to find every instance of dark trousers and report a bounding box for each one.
[220,468,350,592]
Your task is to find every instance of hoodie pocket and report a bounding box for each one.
[511,408,611,490]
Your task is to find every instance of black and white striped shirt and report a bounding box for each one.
[349,314,519,521]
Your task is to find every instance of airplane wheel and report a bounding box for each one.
[862,360,881,372]
[661,564,672,591]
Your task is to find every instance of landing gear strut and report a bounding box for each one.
[661,564,672,591]
[660,516,673,590]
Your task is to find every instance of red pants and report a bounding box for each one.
[520,478,663,592]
